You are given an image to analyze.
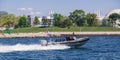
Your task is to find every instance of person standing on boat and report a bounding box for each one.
[66,36,74,41]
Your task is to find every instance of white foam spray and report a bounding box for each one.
[0,44,70,53]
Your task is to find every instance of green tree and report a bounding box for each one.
[53,13,64,27]
[69,9,85,26]
[86,13,99,26]
[62,17,72,28]
[109,13,120,20]
[102,18,109,26]
[53,13,72,28]
[33,16,40,25]
[17,16,30,28]
[42,17,50,27]
[0,14,16,27]
[108,13,120,27]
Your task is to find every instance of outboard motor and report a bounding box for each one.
[40,40,47,46]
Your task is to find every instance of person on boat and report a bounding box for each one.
[66,36,74,41]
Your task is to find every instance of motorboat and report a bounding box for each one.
[40,36,89,48]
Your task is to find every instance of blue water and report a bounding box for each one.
[0,36,120,60]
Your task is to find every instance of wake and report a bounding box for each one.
[0,44,70,53]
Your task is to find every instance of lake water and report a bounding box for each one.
[0,36,120,60]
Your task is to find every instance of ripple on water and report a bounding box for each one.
[0,36,120,60]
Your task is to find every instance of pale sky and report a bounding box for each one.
[0,0,120,16]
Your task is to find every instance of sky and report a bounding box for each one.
[0,0,120,16]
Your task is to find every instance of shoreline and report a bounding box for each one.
[0,32,120,38]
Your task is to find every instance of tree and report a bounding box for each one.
[69,9,85,26]
[53,13,64,27]
[109,13,120,20]
[109,13,120,27]
[42,17,50,27]
[0,14,16,27]
[102,18,109,26]
[0,11,8,17]
[53,13,72,28]
[17,16,30,28]
[33,16,40,25]
[86,13,99,26]
[62,17,72,28]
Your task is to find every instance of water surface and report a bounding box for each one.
[0,36,120,60]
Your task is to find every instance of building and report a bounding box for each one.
[27,15,34,26]
[104,9,120,28]
[105,9,120,19]
[93,10,104,25]
[114,19,120,28]
[27,11,54,27]
[38,16,53,27]
[98,16,104,25]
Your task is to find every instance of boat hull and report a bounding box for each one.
[48,37,89,48]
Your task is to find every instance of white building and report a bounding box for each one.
[38,16,53,27]
[37,10,54,27]
[105,9,120,28]
[27,15,54,27]
[114,19,120,28]
[105,9,120,19]
[93,10,104,25]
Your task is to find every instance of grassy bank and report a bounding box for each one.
[10,27,120,33]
